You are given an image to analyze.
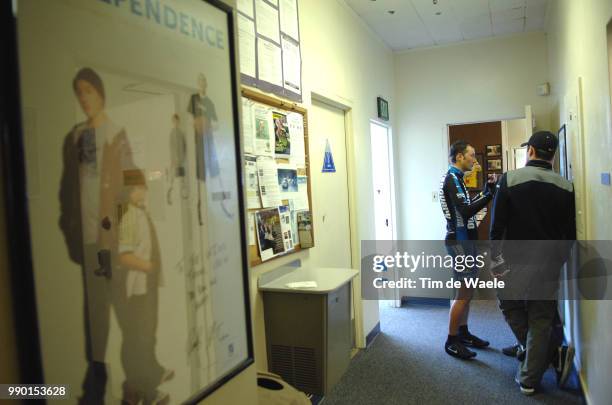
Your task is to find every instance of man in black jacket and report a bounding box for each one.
[490,131,576,395]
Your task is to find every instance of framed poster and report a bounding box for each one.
[2,0,253,403]
[486,144,502,157]
[558,124,569,179]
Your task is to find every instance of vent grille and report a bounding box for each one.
[293,347,317,393]
[270,344,294,385]
[270,344,320,393]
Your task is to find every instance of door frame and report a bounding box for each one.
[369,119,398,241]
[310,91,365,348]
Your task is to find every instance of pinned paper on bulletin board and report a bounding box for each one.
[322,139,336,173]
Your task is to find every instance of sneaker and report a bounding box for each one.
[502,343,521,357]
[460,333,490,348]
[555,345,575,387]
[515,376,535,396]
[445,340,477,360]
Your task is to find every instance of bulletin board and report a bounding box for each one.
[241,87,314,267]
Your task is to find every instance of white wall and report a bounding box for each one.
[248,0,395,371]
[507,118,528,148]
[505,118,528,170]
[546,1,612,403]
[394,32,551,240]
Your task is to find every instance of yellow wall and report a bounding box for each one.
[506,118,528,149]
[248,0,396,372]
[546,0,612,403]
[394,32,551,240]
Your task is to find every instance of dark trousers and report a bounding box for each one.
[114,282,164,402]
[80,246,164,403]
[80,244,113,404]
[499,299,563,387]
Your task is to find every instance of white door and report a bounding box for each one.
[370,121,394,241]
[309,100,352,268]
[370,121,399,307]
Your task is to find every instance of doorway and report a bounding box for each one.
[309,96,363,349]
[448,121,503,240]
[309,99,353,269]
[370,120,400,310]
[370,121,396,241]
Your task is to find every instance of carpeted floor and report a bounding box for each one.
[321,301,584,405]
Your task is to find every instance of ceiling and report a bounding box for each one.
[345,0,549,51]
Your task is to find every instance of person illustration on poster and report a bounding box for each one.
[187,73,233,219]
[188,73,219,181]
[59,67,136,404]
[117,169,174,404]
[167,114,188,205]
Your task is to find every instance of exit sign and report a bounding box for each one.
[377,97,389,121]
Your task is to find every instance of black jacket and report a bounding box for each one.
[58,123,135,265]
[490,160,576,264]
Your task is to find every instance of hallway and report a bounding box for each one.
[2,0,612,403]
[323,301,584,405]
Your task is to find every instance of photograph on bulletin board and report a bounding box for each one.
[273,111,291,158]
[10,0,253,403]
[256,207,285,260]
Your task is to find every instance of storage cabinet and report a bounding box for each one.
[263,283,352,395]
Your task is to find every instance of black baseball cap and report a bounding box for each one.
[521,131,558,154]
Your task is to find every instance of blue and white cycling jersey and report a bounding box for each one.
[439,166,492,241]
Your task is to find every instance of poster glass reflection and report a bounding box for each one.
[13,0,252,403]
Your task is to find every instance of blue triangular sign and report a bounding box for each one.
[322,139,336,173]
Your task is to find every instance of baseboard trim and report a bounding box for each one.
[365,322,381,348]
[577,368,591,405]
[561,331,587,403]
[401,296,451,307]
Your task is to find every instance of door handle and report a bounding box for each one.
[385,219,389,227]
[94,249,112,279]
